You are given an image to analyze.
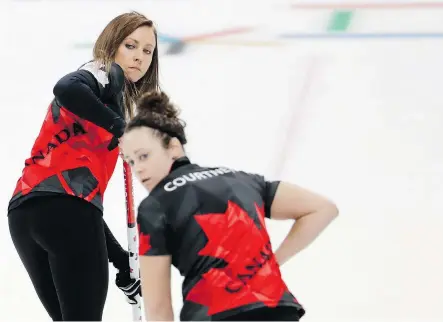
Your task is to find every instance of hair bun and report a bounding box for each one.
[136,91,178,119]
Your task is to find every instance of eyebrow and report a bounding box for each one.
[122,149,142,160]
[127,37,155,48]
[135,149,150,155]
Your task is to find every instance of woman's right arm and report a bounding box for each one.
[270,182,339,266]
[53,62,124,135]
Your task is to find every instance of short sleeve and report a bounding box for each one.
[242,172,280,218]
[137,197,170,256]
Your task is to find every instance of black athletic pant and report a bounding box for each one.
[8,195,109,321]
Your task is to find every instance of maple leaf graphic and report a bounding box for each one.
[186,201,288,315]
[138,223,152,255]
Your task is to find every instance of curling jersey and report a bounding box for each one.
[8,61,124,213]
[137,157,305,321]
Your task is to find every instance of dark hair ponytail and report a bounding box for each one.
[126,91,187,147]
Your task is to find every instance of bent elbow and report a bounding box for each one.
[323,200,339,220]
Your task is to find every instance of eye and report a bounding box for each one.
[125,44,135,49]
[143,49,152,55]
[139,153,148,161]
[127,159,135,166]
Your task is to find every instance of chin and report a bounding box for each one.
[143,182,153,192]
[129,76,142,83]
[126,71,143,83]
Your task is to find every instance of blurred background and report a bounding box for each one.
[1,0,442,321]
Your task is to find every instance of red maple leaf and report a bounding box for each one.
[138,223,152,255]
[186,201,288,315]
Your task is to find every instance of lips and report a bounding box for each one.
[142,178,150,183]
[128,66,141,72]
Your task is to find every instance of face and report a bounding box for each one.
[114,25,156,83]
[120,127,181,192]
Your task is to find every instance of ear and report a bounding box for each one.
[168,138,184,159]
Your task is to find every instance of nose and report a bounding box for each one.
[134,162,145,177]
[133,49,143,64]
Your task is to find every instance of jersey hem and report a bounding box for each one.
[8,191,103,214]
[182,301,305,321]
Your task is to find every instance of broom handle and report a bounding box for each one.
[123,161,143,321]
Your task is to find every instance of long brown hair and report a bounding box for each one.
[93,11,160,119]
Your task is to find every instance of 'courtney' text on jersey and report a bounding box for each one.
[163,167,235,192]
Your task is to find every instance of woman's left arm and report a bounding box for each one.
[140,255,174,321]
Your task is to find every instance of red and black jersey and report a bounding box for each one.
[8,61,125,212]
[137,157,305,321]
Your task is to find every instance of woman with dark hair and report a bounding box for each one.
[8,11,160,321]
[120,91,339,321]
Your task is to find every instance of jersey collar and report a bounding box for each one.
[169,156,191,173]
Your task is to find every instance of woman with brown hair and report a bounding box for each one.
[7,11,159,321]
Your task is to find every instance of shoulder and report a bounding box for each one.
[225,168,281,199]
[138,196,167,224]
[233,169,272,185]
[78,61,109,87]
[78,61,124,92]
[236,170,266,184]
[204,166,266,187]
